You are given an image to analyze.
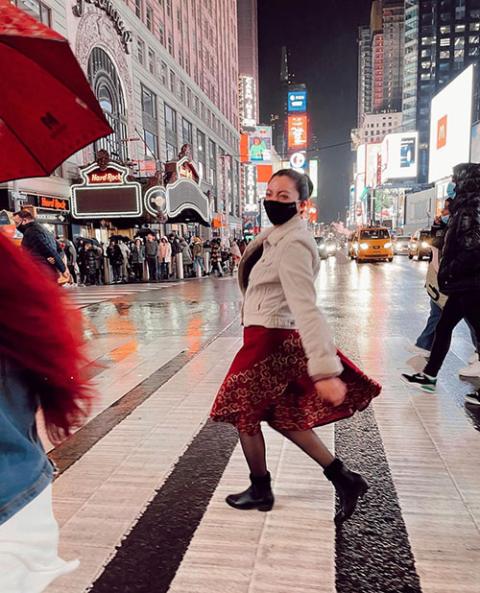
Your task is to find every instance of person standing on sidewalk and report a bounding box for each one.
[145,233,158,282]
[402,163,480,399]
[192,237,205,276]
[0,232,94,592]
[107,239,123,283]
[158,236,172,280]
[211,169,381,524]
[130,238,145,282]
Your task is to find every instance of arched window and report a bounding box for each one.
[88,48,128,162]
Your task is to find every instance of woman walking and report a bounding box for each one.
[211,170,381,525]
[210,238,224,277]
[0,232,94,592]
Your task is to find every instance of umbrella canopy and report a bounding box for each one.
[0,0,112,183]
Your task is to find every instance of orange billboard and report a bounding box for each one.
[288,115,308,149]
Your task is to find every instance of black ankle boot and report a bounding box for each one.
[226,472,274,511]
[324,459,369,525]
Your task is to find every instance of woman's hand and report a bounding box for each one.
[314,377,347,407]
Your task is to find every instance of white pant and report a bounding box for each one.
[0,485,79,593]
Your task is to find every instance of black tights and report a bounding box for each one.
[239,428,334,477]
[424,290,480,377]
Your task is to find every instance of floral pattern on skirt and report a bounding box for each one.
[210,326,381,435]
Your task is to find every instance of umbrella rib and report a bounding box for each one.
[0,115,50,175]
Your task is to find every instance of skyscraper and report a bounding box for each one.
[402,0,480,180]
[237,0,260,123]
[382,0,405,111]
[358,26,373,123]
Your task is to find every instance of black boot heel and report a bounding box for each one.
[226,472,274,512]
[324,458,369,525]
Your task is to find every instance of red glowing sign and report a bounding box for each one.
[87,168,123,184]
[288,115,308,149]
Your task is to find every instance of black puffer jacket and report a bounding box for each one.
[21,221,66,273]
[438,163,480,294]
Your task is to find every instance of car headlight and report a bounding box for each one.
[384,242,392,249]
[360,243,369,250]
[327,244,336,252]
[421,241,429,249]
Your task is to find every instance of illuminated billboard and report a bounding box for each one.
[356,144,366,175]
[365,143,382,188]
[381,132,418,183]
[429,65,474,183]
[472,122,480,163]
[239,75,257,129]
[288,91,307,112]
[248,126,272,162]
[288,115,308,150]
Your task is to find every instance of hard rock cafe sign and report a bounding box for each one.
[71,152,142,219]
[72,0,133,53]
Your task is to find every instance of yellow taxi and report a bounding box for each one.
[352,227,394,262]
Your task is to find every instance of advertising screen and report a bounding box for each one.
[471,122,480,163]
[240,75,256,128]
[248,126,272,162]
[288,91,307,112]
[429,65,474,183]
[365,143,381,188]
[356,144,366,175]
[308,159,318,198]
[381,132,418,183]
[288,115,308,149]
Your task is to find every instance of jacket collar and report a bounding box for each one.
[265,215,307,246]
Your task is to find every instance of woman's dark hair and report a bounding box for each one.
[269,169,313,202]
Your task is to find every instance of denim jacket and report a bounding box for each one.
[0,358,53,525]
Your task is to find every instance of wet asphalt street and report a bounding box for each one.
[45,255,480,593]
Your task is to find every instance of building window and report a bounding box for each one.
[137,38,145,65]
[187,87,192,109]
[440,50,450,59]
[141,85,157,119]
[470,35,480,44]
[454,49,465,61]
[135,0,143,19]
[208,139,217,196]
[469,46,480,56]
[14,0,51,25]
[159,22,165,46]
[182,118,193,146]
[166,0,172,17]
[197,130,206,180]
[88,47,128,161]
[168,35,174,56]
[440,37,451,46]
[164,104,177,133]
[144,130,158,159]
[456,24,466,32]
[179,80,185,102]
[169,69,175,94]
[148,48,155,74]
[146,4,153,30]
[471,22,480,31]
[166,142,177,161]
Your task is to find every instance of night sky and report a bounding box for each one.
[258,0,372,222]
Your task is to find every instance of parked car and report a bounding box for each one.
[315,236,328,260]
[393,235,410,255]
[408,229,432,260]
[351,227,394,262]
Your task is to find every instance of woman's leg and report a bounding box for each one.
[239,431,268,476]
[415,299,442,351]
[226,429,273,511]
[280,428,334,467]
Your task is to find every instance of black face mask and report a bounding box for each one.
[263,200,298,226]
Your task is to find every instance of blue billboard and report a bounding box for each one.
[288,91,307,112]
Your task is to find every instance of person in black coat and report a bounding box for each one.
[107,239,123,283]
[403,163,480,397]
[13,210,66,275]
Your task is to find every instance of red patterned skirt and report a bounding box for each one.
[210,326,381,435]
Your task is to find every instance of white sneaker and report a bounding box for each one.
[406,344,430,357]
[459,360,480,378]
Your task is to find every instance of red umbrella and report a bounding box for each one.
[0,0,113,183]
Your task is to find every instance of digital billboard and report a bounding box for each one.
[365,143,382,188]
[288,91,307,112]
[288,115,308,150]
[381,132,418,183]
[308,159,318,198]
[429,65,474,183]
[239,75,257,129]
[248,126,272,162]
[471,122,480,163]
